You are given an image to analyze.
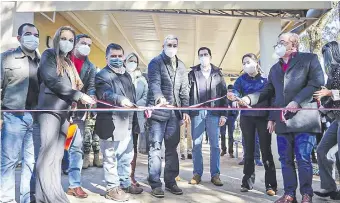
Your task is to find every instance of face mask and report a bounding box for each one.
[109,57,124,68]
[21,35,39,51]
[164,47,177,58]
[274,44,287,58]
[126,62,137,72]
[243,61,257,75]
[59,40,74,54]
[200,56,210,67]
[77,44,91,56]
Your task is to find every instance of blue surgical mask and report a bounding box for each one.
[109,57,123,68]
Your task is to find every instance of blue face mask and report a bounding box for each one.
[109,57,124,68]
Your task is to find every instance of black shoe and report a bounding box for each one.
[181,154,185,160]
[151,187,164,198]
[187,154,192,159]
[165,185,183,195]
[238,160,245,165]
[220,151,226,157]
[229,153,235,158]
[314,190,338,198]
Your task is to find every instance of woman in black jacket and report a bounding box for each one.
[35,26,95,203]
[314,41,340,200]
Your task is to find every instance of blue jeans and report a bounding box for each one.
[62,119,84,188]
[277,133,316,197]
[191,110,220,177]
[147,112,180,189]
[1,112,36,203]
[100,133,133,189]
[242,131,261,160]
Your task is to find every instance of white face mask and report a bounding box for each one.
[59,40,74,54]
[200,56,210,67]
[274,44,287,58]
[126,62,137,72]
[77,44,91,56]
[21,35,39,51]
[164,47,177,58]
[243,61,257,75]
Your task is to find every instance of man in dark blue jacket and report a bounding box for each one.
[146,35,190,198]
[220,85,239,158]
[239,33,324,203]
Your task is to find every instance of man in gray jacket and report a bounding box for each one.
[235,32,324,203]
[147,35,190,198]
[1,23,40,203]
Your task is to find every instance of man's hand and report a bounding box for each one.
[183,113,191,124]
[121,98,134,107]
[219,116,226,126]
[237,96,251,107]
[314,86,332,100]
[267,121,276,134]
[286,101,300,113]
[156,97,169,107]
[227,92,237,101]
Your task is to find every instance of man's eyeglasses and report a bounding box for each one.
[273,41,289,49]
[166,44,178,48]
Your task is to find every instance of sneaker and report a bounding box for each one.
[187,154,192,159]
[220,151,226,156]
[301,194,312,203]
[165,185,183,195]
[255,159,263,166]
[181,154,185,160]
[151,187,164,198]
[211,175,223,186]
[122,185,143,194]
[238,160,245,165]
[189,174,201,185]
[274,195,297,203]
[105,187,129,202]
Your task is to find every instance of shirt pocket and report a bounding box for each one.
[4,66,22,78]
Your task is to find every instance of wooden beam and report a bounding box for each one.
[61,12,107,53]
[151,14,164,47]
[193,16,200,66]
[108,13,147,66]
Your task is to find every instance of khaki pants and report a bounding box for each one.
[179,121,192,155]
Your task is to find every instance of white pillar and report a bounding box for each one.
[1,2,34,52]
[259,17,281,168]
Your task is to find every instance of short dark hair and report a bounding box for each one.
[242,53,258,63]
[198,47,212,56]
[76,34,91,43]
[18,23,39,36]
[227,85,234,90]
[106,43,124,56]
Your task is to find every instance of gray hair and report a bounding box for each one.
[163,34,178,46]
[279,32,300,50]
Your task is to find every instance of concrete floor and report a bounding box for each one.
[15,142,338,203]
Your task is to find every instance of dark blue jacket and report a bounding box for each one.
[146,52,189,121]
[233,73,270,118]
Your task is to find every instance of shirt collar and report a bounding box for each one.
[14,46,40,61]
[279,52,298,64]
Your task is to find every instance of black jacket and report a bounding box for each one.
[188,64,227,117]
[95,66,139,141]
[37,48,82,114]
[146,52,190,121]
[247,52,325,134]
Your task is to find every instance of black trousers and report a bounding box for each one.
[240,116,277,190]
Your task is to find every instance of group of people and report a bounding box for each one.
[1,22,340,203]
